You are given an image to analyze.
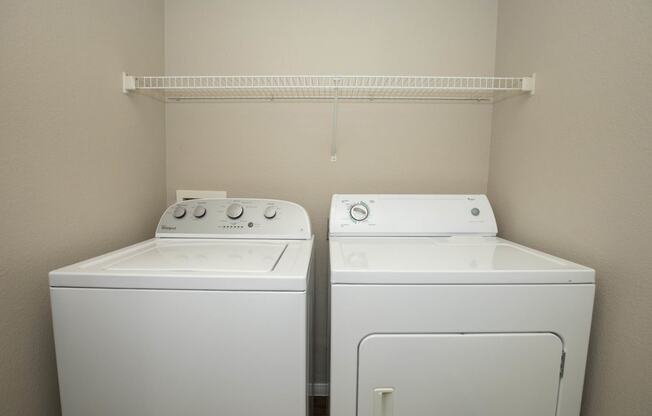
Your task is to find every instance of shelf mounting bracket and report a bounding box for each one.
[122,72,136,94]
[330,78,340,162]
[522,73,536,95]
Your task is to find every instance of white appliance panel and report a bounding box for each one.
[157,198,311,239]
[329,194,497,237]
[329,284,595,416]
[358,333,563,416]
[51,288,306,416]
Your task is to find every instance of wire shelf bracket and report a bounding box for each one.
[122,73,536,161]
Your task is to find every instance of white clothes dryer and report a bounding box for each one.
[328,194,594,416]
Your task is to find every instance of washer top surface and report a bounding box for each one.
[51,238,312,291]
[50,198,313,291]
[329,194,594,285]
[107,240,287,273]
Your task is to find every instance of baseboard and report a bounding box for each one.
[309,383,330,396]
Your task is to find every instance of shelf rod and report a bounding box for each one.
[331,78,340,162]
[162,96,492,102]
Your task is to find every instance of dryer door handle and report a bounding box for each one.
[373,387,394,416]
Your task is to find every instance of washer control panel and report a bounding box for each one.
[329,194,497,237]
[156,198,311,239]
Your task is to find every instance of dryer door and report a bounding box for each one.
[357,333,563,416]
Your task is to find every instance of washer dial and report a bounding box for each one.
[172,206,186,219]
[193,206,207,218]
[226,203,244,219]
[264,206,278,219]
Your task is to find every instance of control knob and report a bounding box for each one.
[349,203,369,222]
[193,206,207,218]
[172,206,186,219]
[226,203,244,219]
[264,206,278,219]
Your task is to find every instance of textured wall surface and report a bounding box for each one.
[489,1,652,415]
[164,0,498,383]
[0,1,166,414]
[5,1,649,414]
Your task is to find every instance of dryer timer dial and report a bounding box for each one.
[349,203,369,222]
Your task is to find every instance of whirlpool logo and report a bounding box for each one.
[161,225,176,231]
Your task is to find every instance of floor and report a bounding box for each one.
[312,396,329,416]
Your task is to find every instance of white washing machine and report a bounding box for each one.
[329,194,595,416]
[50,198,314,416]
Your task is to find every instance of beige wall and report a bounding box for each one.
[6,1,647,413]
[164,0,498,383]
[0,1,166,414]
[489,1,652,415]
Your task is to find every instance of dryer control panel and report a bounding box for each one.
[156,198,311,239]
[329,194,497,237]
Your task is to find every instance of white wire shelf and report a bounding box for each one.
[122,72,535,161]
[122,74,535,102]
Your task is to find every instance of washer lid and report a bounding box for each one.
[50,238,313,291]
[107,241,286,273]
[330,237,595,284]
